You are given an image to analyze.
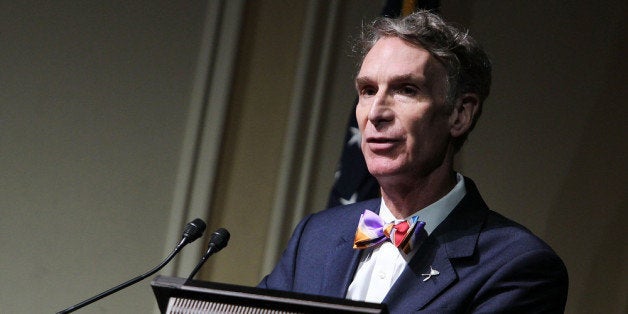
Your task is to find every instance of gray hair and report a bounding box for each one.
[357,11,492,149]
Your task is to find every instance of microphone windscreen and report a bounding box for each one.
[209,228,230,252]
[182,218,206,243]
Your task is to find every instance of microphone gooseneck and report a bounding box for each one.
[186,228,230,282]
[57,218,207,314]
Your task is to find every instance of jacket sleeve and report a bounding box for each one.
[471,248,569,313]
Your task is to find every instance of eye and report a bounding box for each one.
[359,85,377,97]
[397,85,419,96]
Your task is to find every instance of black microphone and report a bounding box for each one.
[57,218,207,314]
[186,228,230,282]
[181,218,207,244]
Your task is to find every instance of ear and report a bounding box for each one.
[449,93,480,138]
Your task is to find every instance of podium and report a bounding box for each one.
[151,276,387,313]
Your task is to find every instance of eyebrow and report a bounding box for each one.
[355,73,427,87]
[354,75,374,86]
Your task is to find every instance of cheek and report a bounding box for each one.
[355,106,369,130]
[405,109,448,147]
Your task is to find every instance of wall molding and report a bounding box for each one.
[261,0,342,275]
[163,0,245,277]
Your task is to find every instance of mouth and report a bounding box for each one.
[365,136,402,152]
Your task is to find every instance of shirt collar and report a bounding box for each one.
[379,173,466,235]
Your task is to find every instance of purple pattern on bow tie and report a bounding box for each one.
[353,209,426,253]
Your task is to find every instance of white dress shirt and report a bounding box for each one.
[346,173,467,303]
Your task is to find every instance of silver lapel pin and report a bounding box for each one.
[421,266,440,281]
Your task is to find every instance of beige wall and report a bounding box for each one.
[1,1,625,313]
[0,1,207,313]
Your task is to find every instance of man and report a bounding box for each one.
[259,11,568,313]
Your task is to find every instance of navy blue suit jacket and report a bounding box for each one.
[259,178,568,313]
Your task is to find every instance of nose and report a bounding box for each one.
[368,92,394,128]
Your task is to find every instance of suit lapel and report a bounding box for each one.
[383,178,489,311]
[384,237,457,311]
[320,199,382,298]
[321,234,362,297]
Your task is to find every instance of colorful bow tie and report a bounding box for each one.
[353,209,426,254]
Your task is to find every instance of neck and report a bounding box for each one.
[379,163,457,219]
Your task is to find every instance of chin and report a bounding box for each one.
[365,162,406,179]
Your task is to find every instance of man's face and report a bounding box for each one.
[355,37,453,182]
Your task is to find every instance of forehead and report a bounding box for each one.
[357,37,444,83]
